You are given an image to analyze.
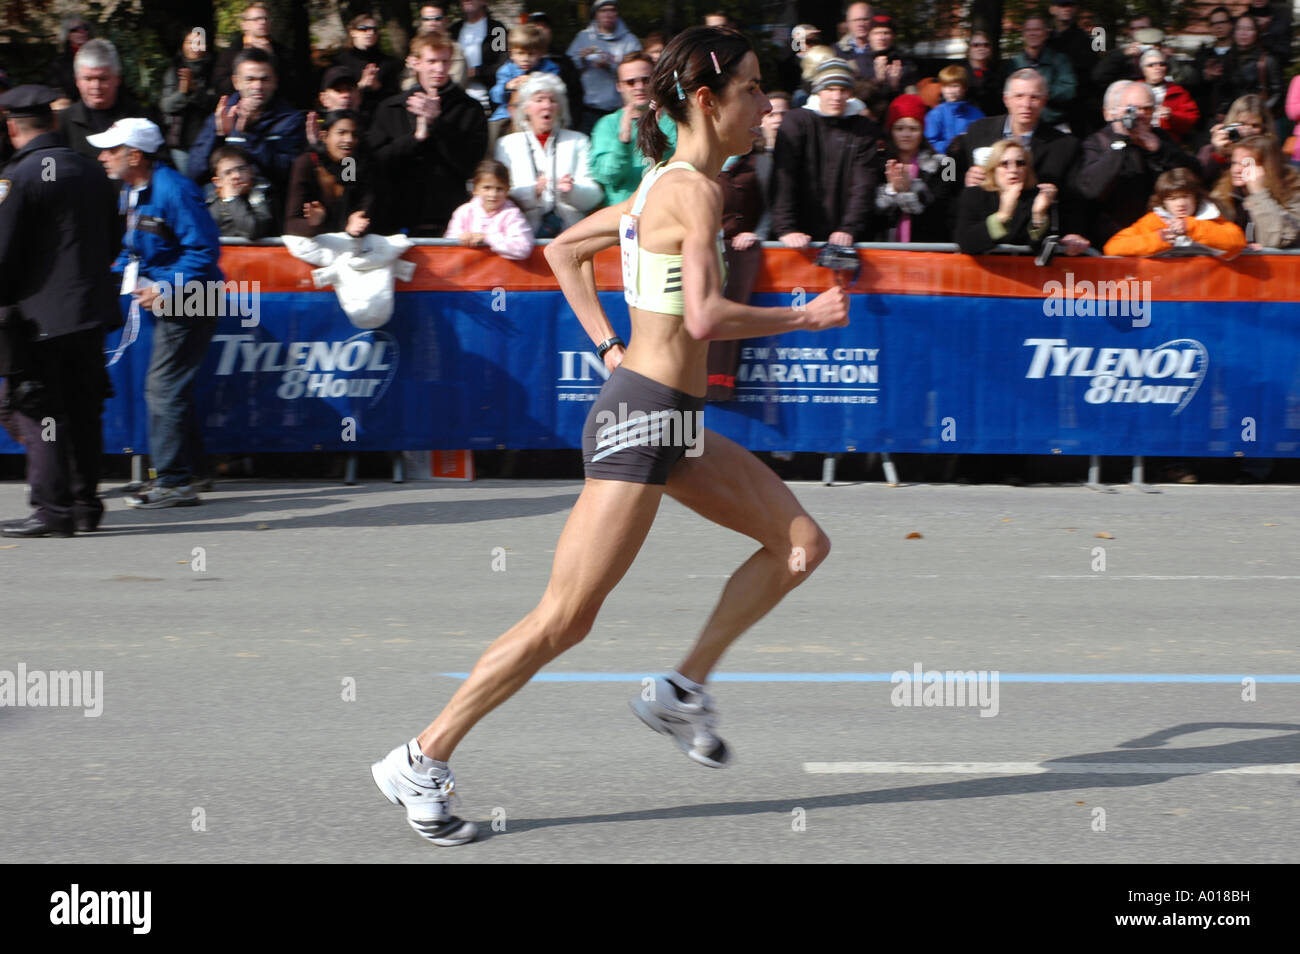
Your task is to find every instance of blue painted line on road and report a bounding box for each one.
[439,672,1300,683]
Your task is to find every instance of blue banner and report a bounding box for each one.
[2,289,1297,457]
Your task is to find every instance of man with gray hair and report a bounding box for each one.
[944,68,1089,244]
[59,39,160,161]
[1076,79,1198,246]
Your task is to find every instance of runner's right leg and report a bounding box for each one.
[374,476,667,842]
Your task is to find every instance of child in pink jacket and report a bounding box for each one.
[445,160,535,260]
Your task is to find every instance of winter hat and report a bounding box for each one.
[885,93,927,129]
[810,58,856,94]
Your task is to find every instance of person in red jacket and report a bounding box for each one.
[1103,166,1245,255]
[1140,49,1198,143]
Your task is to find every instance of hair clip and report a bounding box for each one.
[674,69,685,100]
[710,51,721,74]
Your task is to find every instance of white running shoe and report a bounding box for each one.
[371,742,478,846]
[630,675,732,768]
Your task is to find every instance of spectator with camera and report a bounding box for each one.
[771,58,880,248]
[1199,94,1274,185]
[1076,80,1200,248]
[1209,134,1300,248]
[954,139,1058,254]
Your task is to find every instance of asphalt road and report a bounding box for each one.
[1,478,1296,863]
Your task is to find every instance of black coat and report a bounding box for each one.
[870,149,951,242]
[332,46,403,121]
[954,185,1044,254]
[0,133,121,340]
[945,115,1082,232]
[367,82,487,236]
[1075,126,1199,247]
[770,107,880,241]
[1215,45,1284,117]
[60,89,162,162]
[964,60,1005,119]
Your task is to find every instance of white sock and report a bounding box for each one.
[407,739,449,776]
[667,670,705,695]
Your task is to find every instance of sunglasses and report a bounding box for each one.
[999,158,1027,168]
[355,25,377,31]
[422,14,444,21]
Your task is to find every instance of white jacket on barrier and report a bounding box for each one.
[282,233,417,330]
[494,128,604,233]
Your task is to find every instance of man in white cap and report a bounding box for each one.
[89,117,224,508]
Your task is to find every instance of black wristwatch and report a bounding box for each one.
[596,336,625,359]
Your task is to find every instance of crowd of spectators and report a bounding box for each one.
[5,1,1300,257]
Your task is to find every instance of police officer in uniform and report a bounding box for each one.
[0,86,121,537]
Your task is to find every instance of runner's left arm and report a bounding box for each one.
[543,198,633,349]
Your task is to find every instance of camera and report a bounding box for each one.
[815,242,861,284]
[1224,123,1245,143]
[1121,105,1138,131]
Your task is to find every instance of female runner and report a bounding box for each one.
[372,25,849,846]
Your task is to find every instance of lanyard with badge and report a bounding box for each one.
[108,184,144,367]
[523,131,565,237]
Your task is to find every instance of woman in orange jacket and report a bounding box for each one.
[1103,166,1246,256]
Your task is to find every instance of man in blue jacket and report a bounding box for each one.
[187,48,304,226]
[91,118,225,509]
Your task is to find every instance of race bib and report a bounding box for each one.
[620,214,638,303]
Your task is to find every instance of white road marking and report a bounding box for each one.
[804,762,1300,775]
[1042,575,1300,581]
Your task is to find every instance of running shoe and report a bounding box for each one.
[371,741,478,846]
[125,484,199,509]
[630,675,732,767]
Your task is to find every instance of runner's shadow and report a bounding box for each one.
[498,722,1300,835]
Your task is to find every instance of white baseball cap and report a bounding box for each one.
[86,117,165,153]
